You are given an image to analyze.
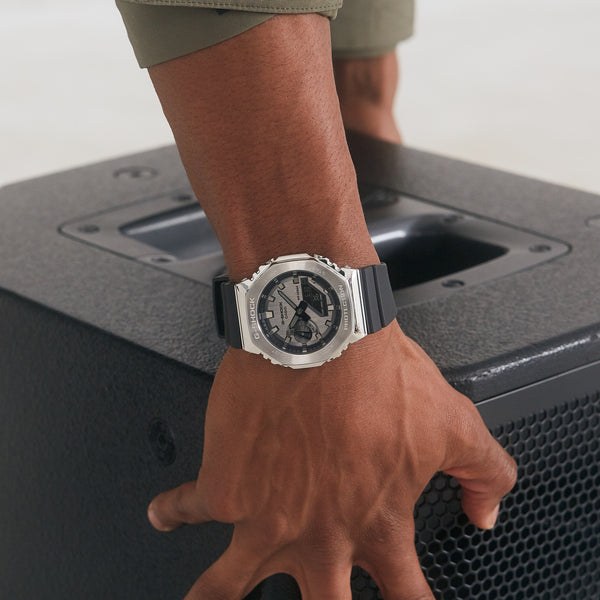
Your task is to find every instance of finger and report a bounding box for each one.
[442,401,518,529]
[148,480,212,532]
[184,536,268,600]
[296,564,353,600]
[357,538,434,600]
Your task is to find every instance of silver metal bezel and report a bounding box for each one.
[235,254,366,368]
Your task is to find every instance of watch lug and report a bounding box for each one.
[345,267,368,338]
[234,282,260,354]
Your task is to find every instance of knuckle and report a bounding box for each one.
[479,443,518,497]
[361,512,405,547]
[498,451,519,492]
[447,395,483,438]
[170,485,194,519]
[252,512,298,551]
[449,408,486,458]
[301,525,349,568]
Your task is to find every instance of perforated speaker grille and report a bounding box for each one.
[350,392,600,599]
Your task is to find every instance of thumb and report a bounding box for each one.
[148,479,213,532]
[442,406,518,529]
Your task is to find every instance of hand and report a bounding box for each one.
[147,321,517,599]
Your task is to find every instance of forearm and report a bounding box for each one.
[144,18,518,597]
[148,14,378,281]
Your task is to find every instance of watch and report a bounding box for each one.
[213,253,397,368]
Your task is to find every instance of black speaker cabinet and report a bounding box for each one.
[1,132,599,599]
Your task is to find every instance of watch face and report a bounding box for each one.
[257,270,343,355]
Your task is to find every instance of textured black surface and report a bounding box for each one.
[3,281,599,599]
[2,136,600,599]
[0,289,231,599]
[248,363,600,600]
[0,149,224,376]
[351,389,600,600]
[1,134,600,399]
[349,134,600,399]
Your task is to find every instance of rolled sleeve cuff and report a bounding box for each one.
[331,0,415,59]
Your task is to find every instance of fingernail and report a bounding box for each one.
[485,504,500,529]
[147,503,170,532]
[147,502,158,524]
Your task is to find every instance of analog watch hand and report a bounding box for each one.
[278,289,298,310]
[287,301,311,336]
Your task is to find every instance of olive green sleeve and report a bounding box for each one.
[115,2,277,67]
[119,0,340,12]
[115,0,414,68]
[331,0,415,59]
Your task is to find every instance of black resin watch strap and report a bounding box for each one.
[214,262,397,349]
[213,275,243,349]
[359,263,398,334]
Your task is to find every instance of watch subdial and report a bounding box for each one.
[292,321,312,343]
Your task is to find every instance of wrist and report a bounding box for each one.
[223,203,379,282]
[217,251,397,369]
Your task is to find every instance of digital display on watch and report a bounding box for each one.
[301,277,328,317]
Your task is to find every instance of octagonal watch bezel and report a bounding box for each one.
[235,254,364,368]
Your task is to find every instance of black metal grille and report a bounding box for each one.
[351,392,600,599]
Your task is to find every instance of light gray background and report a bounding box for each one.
[1,0,599,193]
